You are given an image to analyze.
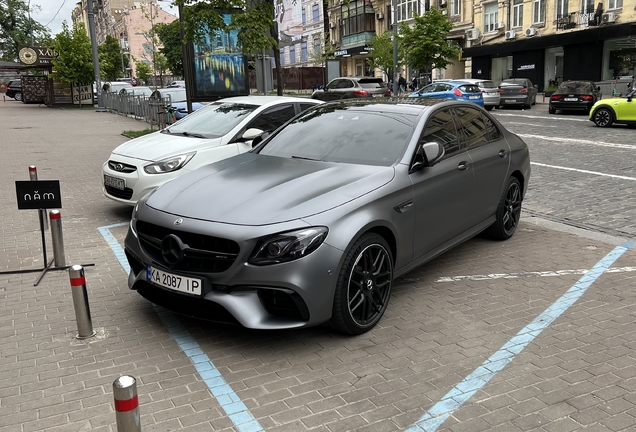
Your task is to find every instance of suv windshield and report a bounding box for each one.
[257,105,414,166]
[166,102,258,138]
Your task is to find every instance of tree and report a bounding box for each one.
[367,30,404,78]
[398,8,459,76]
[153,52,170,86]
[135,60,152,83]
[51,21,93,107]
[154,20,183,77]
[0,0,50,61]
[99,35,124,81]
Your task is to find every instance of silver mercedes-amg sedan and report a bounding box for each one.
[124,99,530,334]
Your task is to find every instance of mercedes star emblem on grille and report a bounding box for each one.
[161,234,186,265]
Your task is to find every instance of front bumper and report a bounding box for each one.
[123,212,344,329]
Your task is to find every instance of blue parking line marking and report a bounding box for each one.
[407,241,634,432]
[98,224,264,432]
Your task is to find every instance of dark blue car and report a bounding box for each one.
[410,81,484,107]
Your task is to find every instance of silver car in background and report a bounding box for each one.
[124,99,530,335]
[456,78,501,110]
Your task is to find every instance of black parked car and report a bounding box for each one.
[549,80,602,114]
[311,77,391,101]
[6,79,22,101]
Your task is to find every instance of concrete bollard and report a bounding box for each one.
[49,210,66,267]
[28,165,49,231]
[113,376,141,432]
[68,265,95,339]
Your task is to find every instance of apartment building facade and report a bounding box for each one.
[278,0,326,68]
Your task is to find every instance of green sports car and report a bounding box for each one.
[590,90,636,127]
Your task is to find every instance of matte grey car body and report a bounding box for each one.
[499,78,538,109]
[124,99,531,334]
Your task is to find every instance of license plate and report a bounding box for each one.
[147,265,202,295]
[564,97,578,101]
[104,174,125,190]
[505,99,516,103]
[469,95,479,99]
[372,94,384,97]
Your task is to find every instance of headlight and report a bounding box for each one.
[144,152,195,174]
[249,227,328,265]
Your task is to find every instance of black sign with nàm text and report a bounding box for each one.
[15,180,62,210]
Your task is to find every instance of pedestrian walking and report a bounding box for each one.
[398,74,407,95]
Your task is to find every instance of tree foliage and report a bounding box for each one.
[154,20,183,77]
[367,30,404,76]
[51,22,93,84]
[0,0,50,61]
[398,8,458,73]
[135,60,152,82]
[99,35,124,81]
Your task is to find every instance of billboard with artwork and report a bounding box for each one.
[190,13,249,101]
[275,0,303,40]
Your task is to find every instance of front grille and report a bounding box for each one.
[136,220,239,273]
[105,185,134,200]
[108,160,137,173]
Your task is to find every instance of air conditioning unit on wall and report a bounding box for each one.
[525,27,538,37]
[505,30,516,40]
[496,22,505,29]
[466,28,480,41]
[602,12,616,23]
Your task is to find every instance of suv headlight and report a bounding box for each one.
[249,227,328,265]
[144,152,195,174]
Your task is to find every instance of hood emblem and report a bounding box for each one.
[174,218,183,225]
[161,234,186,265]
[114,163,124,171]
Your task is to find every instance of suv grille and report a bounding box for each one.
[136,221,239,273]
[108,160,137,173]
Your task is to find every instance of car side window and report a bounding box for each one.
[420,84,435,94]
[419,109,461,158]
[299,103,318,112]
[454,106,489,149]
[481,112,502,142]
[342,80,355,89]
[437,84,453,92]
[326,80,339,90]
[246,104,296,132]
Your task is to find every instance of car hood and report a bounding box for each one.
[112,131,222,161]
[145,153,394,225]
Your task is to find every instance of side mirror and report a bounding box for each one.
[251,132,270,148]
[242,128,265,141]
[411,142,445,173]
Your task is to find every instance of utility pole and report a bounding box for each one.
[392,0,399,96]
[178,3,193,114]
[87,0,106,111]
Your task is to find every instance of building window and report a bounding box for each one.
[313,4,320,22]
[608,0,622,9]
[451,0,460,16]
[290,45,296,63]
[533,0,545,23]
[396,0,420,21]
[581,0,594,14]
[301,41,308,61]
[341,0,376,37]
[314,37,321,55]
[483,2,498,33]
[513,0,523,27]
[555,0,568,19]
[280,48,285,65]
[302,8,306,25]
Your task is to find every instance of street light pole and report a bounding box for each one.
[392,0,399,96]
[87,0,106,111]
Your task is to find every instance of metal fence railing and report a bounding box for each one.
[102,92,175,128]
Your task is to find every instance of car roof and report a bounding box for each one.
[332,76,383,81]
[454,78,493,83]
[320,97,473,115]
[214,95,324,107]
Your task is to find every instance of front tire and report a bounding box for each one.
[485,177,522,241]
[331,233,393,335]
[14,91,22,101]
[593,107,614,127]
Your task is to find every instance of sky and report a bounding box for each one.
[31,0,177,37]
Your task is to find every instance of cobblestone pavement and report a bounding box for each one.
[1,99,636,432]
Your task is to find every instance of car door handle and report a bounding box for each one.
[498,150,508,158]
[457,161,469,171]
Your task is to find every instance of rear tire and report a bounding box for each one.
[331,233,393,335]
[485,105,494,111]
[593,107,614,127]
[14,91,22,101]
[485,177,522,241]
[548,106,556,114]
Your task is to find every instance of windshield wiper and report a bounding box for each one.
[291,155,322,161]
[181,131,205,138]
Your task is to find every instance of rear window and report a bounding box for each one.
[556,82,593,94]
[479,81,496,89]
[359,79,386,89]
[458,84,480,93]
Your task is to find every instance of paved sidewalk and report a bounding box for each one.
[1,100,636,432]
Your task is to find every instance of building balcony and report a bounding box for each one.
[342,32,376,48]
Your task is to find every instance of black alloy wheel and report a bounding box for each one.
[593,107,614,127]
[485,177,522,240]
[331,233,393,335]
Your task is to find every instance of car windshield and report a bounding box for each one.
[165,102,258,138]
[257,105,414,166]
[458,84,480,93]
[359,79,386,89]
[556,82,593,94]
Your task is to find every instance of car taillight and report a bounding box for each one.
[481,89,486,93]
[354,89,369,96]
[454,88,462,96]
[498,89,504,93]
[385,89,391,96]
[551,94,563,101]
[519,88,529,93]
[581,95,593,101]
[6,86,11,91]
